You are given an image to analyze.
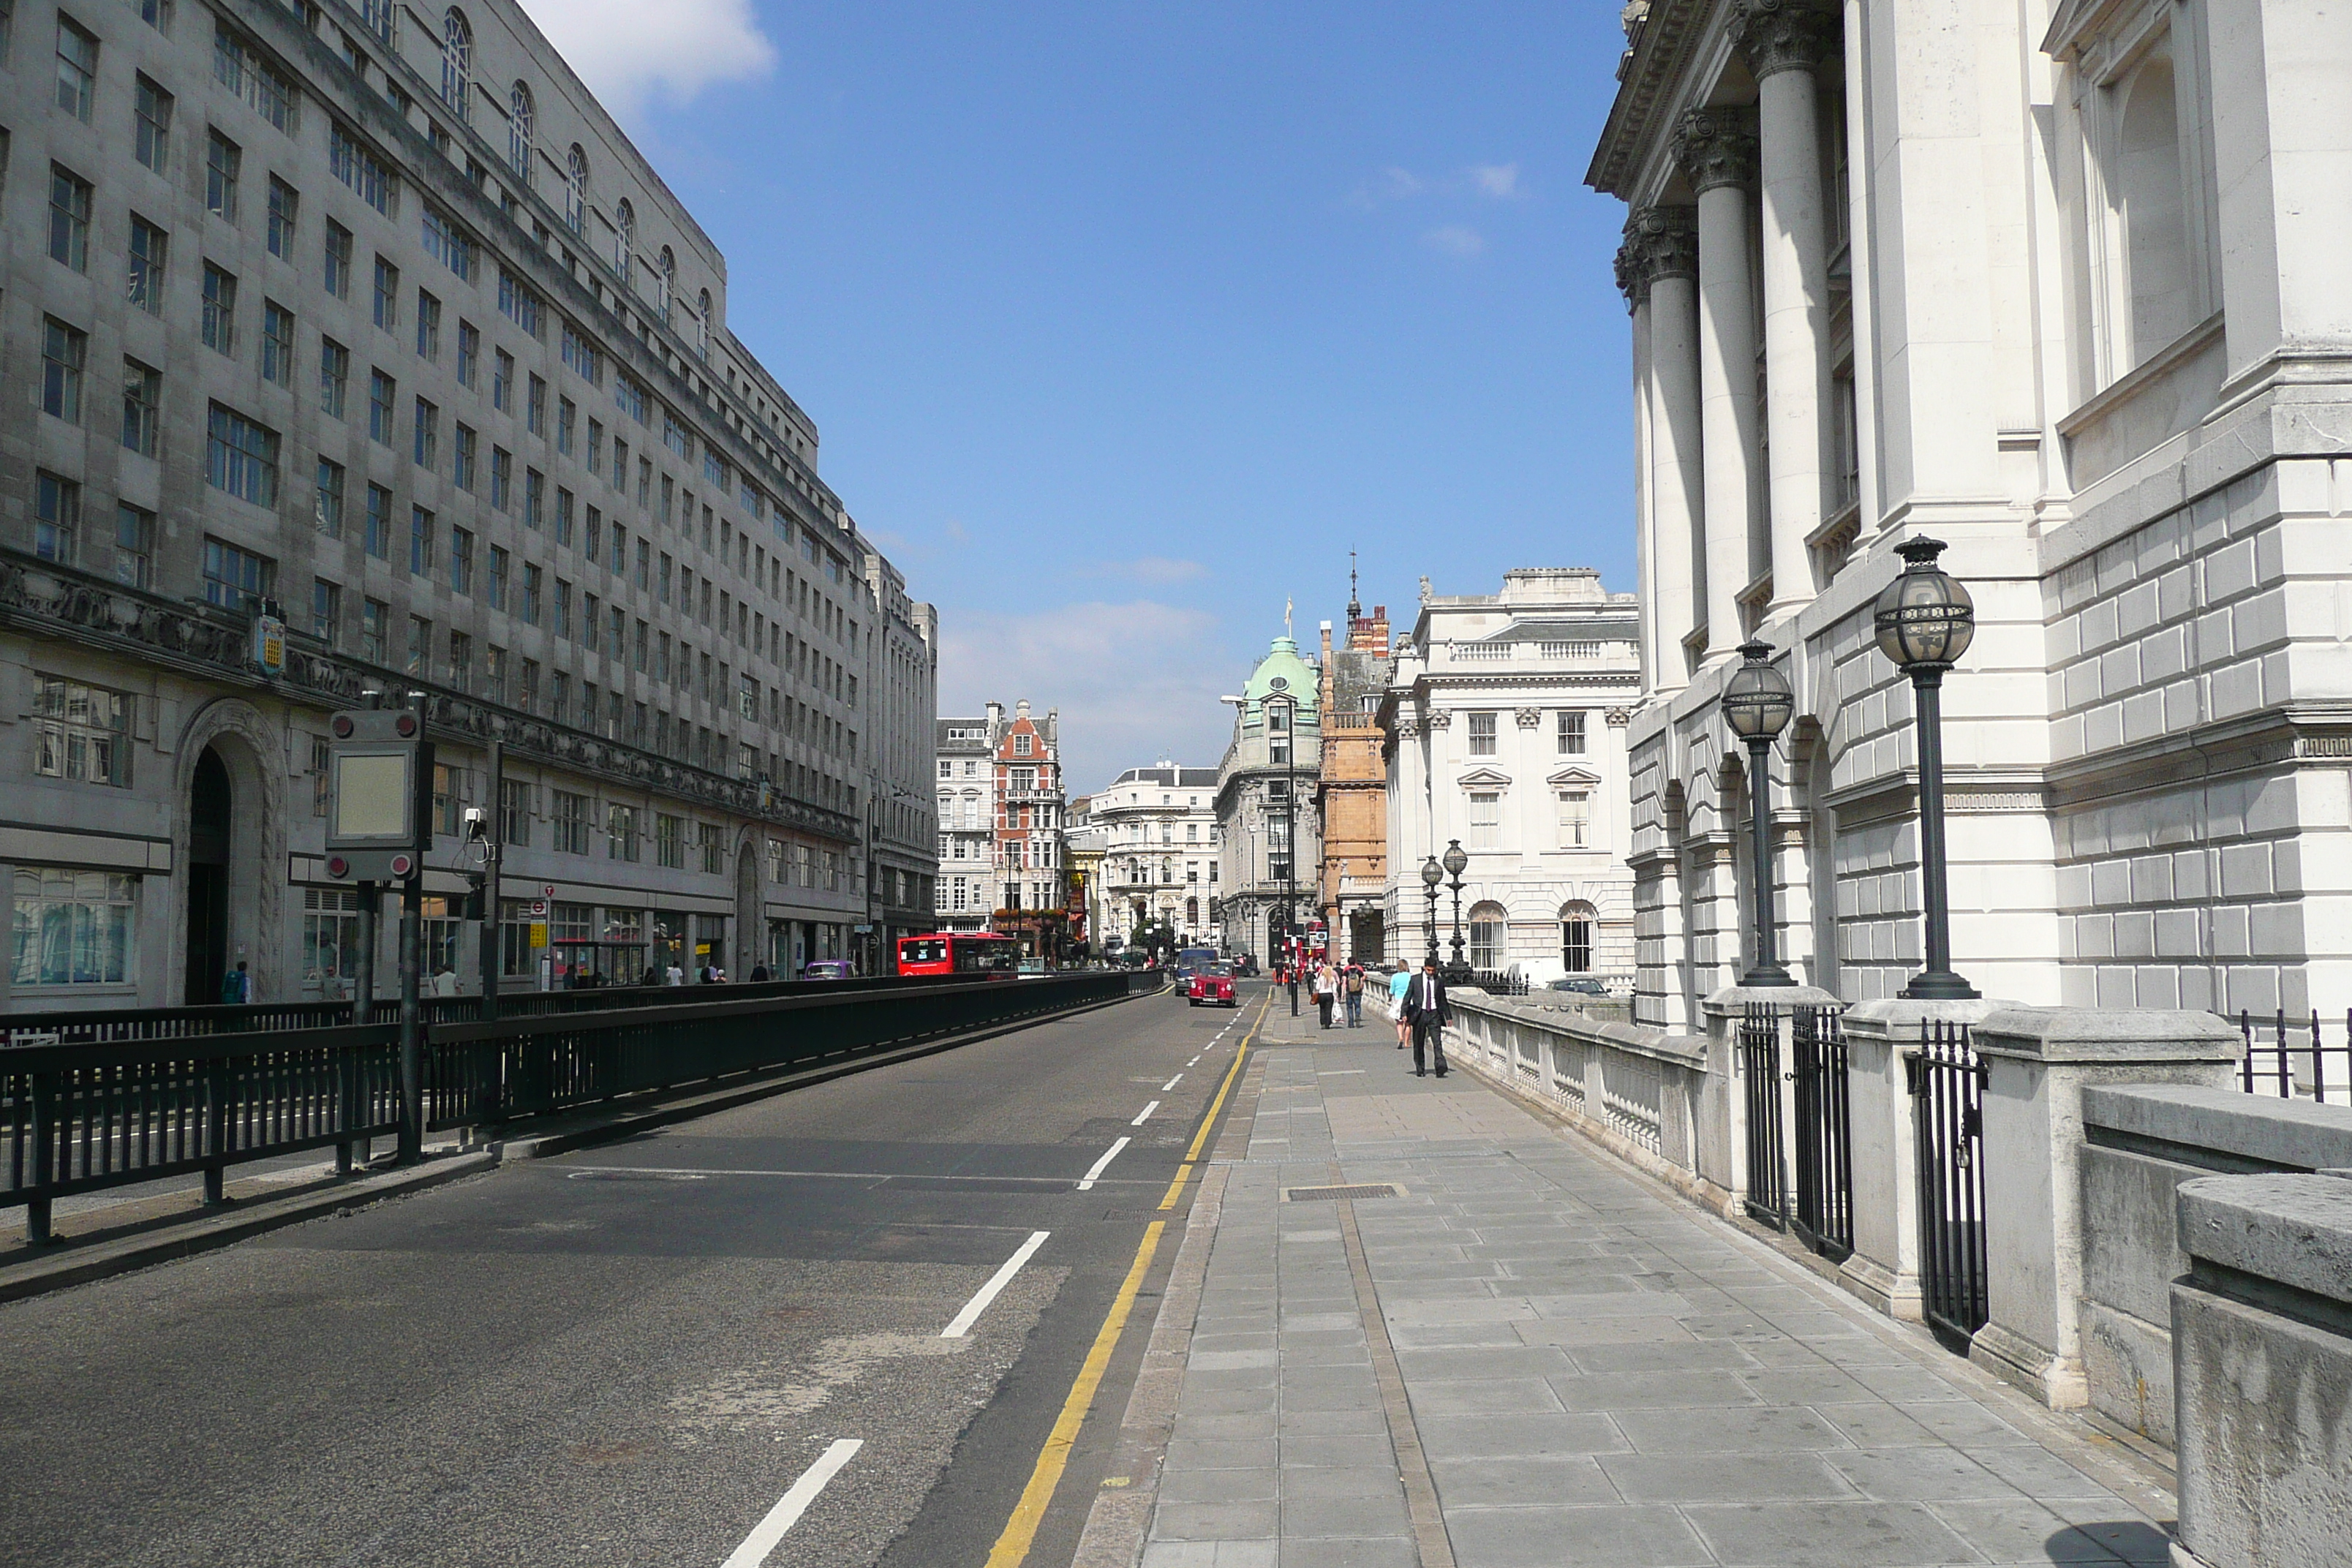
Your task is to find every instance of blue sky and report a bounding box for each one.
[521,0,1636,794]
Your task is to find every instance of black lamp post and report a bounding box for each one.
[1264,688,1301,1012]
[1420,854,1443,963]
[1722,641,1797,987]
[1874,537,1979,1000]
[1441,839,1471,981]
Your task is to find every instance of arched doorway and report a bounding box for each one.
[185,747,232,1003]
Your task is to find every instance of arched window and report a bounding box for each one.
[565,145,588,234]
[440,10,472,121]
[615,200,635,286]
[1186,897,1199,927]
[1467,901,1509,972]
[696,287,712,361]
[1558,900,1597,974]
[657,246,676,323]
[508,81,535,183]
[2118,47,2193,364]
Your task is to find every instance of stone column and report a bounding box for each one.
[1734,0,1837,615]
[1617,235,1656,683]
[1627,208,1702,688]
[1673,109,1761,660]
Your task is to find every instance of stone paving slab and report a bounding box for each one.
[1139,1008,2178,1568]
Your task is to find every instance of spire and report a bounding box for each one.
[1348,551,1361,622]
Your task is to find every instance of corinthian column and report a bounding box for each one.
[1625,208,1701,688]
[1673,108,1760,662]
[1735,0,1838,617]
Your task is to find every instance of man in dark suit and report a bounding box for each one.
[1399,958,1450,1078]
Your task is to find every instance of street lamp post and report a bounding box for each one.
[1722,641,1797,987]
[1874,537,1980,999]
[1264,689,1302,1011]
[1441,839,1471,981]
[1420,854,1444,963]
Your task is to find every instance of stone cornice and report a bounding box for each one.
[1588,0,1721,200]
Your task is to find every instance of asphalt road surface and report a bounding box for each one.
[0,981,1267,1568]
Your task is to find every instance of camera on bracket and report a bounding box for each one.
[461,806,488,842]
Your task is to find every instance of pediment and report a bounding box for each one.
[1547,766,1603,787]
[1455,768,1513,788]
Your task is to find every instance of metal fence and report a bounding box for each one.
[1906,1019,1989,1349]
[2238,1009,2352,1101]
[1,971,1142,1244]
[1789,1004,1854,1264]
[1462,970,1531,997]
[1738,1003,1787,1229]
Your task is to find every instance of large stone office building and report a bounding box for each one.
[1595,0,2352,1024]
[1088,763,1221,951]
[2,0,933,1006]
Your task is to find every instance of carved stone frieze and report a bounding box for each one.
[1425,710,1452,730]
[1515,708,1544,729]
[1606,708,1634,727]
[1672,107,1759,195]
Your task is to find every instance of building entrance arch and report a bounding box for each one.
[184,747,233,1003]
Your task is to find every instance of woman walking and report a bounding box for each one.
[1313,961,1338,1028]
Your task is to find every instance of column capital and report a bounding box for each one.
[1730,0,1839,79]
[1672,106,1759,195]
[1618,205,1699,305]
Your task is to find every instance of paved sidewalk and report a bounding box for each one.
[1140,1004,2176,1567]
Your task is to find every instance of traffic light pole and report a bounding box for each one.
[342,880,380,1174]
[475,740,502,1022]
[397,873,423,1165]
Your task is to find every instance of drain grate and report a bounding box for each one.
[1283,1183,1402,1203]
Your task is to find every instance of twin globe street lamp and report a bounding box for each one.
[1420,853,1443,964]
[1442,838,1471,981]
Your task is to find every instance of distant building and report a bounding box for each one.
[1379,570,1641,983]
[1063,796,1107,955]
[1089,764,1222,950]
[930,700,1068,956]
[932,712,998,932]
[1317,593,1392,964]
[1217,633,1324,965]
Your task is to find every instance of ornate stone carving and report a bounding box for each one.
[1621,206,1699,301]
[1515,708,1543,729]
[1730,0,1838,78]
[1605,708,1634,727]
[1671,106,1758,195]
[1425,710,1452,730]
[1394,716,1422,739]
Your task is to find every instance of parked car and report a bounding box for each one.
[1548,976,1607,995]
[1188,965,1238,1008]
[802,960,854,981]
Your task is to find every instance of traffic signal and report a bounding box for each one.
[323,707,434,883]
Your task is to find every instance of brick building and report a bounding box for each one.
[1316,591,1390,963]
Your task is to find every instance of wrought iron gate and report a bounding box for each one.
[1789,1004,1853,1262]
[1738,1001,1787,1229]
[1907,1019,1989,1347]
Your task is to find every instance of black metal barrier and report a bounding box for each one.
[1738,1002,1788,1229]
[1789,1004,1853,1263]
[1906,1018,1989,1348]
[1,971,1145,1244]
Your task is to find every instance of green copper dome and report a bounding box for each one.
[1240,636,1320,732]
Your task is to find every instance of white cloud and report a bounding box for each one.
[1347,166,1426,210]
[516,0,776,116]
[1423,225,1486,258]
[1084,557,1210,585]
[1469,163,1523,199]
[938,601,1235,792]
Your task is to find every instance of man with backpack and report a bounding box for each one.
[1343,962,1365,1027]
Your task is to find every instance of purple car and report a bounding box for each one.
[802,960,853,981]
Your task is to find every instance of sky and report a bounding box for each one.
[518,0,1637,796]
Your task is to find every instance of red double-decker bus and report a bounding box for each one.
[895,932,1020,978]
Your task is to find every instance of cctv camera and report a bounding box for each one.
[462,806,488,840]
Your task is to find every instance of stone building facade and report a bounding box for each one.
[1088,764,1221,950]
[1594,0,2352,1025]
[1215,633,1324,965]
[932,710,997,932]
[1316,598,1390,963]
[930,699,1068,955]
[2,0,931,1006]
[1378,570,1640,983]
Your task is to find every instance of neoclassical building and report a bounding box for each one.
[1378,570,1641,983]
[1215,633,1325,965]
[1085,764,1221,950]
[1594,0,2352,1024]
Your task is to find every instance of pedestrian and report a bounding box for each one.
[1313,961,1337,1028]
[748,962,771,983]
[1399,958,1450,1077]
[1389,964,1413,1049]
[666,962,685,986]
[219,960,251,1006]
[1343,962,1365,1028]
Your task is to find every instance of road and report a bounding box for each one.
[0,981,1265,1568]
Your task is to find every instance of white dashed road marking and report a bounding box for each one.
[1131,1101,1160,1126]
[941,1229,1050,1338]
[1161,1074,1183,1091]
[1076,1137,1130,1192]
[720,1438,862,1568]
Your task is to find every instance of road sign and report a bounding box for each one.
[529,922,548,949]
[528,899,549,916]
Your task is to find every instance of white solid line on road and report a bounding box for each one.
[720,1438,862,1568]
[1131,1101,1160,1126]
[1076,1137,1131,1191]
[943,1229,1050,1338]
[1162,1074,1183,1090]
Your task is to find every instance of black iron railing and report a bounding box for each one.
[1906,1019,1989,1348]
[1738,1001,1787,1230]
[1,972,1143,1243]
[2238,1010,2352,1101]
[1461,970,1530,996]
[1789,1004,1853,1264]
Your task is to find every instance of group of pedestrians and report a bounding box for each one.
[1303,960,1368,1029]
[1281,952,1452,1079]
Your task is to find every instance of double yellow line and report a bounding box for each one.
[981,994,1269,1567]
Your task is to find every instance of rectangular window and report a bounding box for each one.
[127,217,167,313]
[114,504,154,590]
[493,348,514,411]
[490,447,511,510]
[361,598,387,663]
[331,123,396,214]
[456,320,479,387]
[557,397,576,455]
[135,75,173,173]
[527,374,547,435]
[487,545,510,609]
[324,221,353,298]
[554,578,570,637]
[655,813,685,870]
[551,791,589,854]
[521,564,542,625]
[1469,712,1498,757]
[447,630,471,691]
[519,659,540,715]
[561,323,601,384]
[318,338,349,419]
[364,484,392,559]
[49,167,93,271]
[497,269,543,336]
[262,301,294,385]
[214,23,296,132]
[205,403,279,506]
[410,508,434,575]
[311,578,341,646]
[201,265,238,355]
[41,318,86,423]
[267,176,298,258]
[498,779,530,848]
[524,468,544,528]
[406,615,430,676]
[200,535,274,612]
[415,399,440,470]
[314,457,345,535]
[421,205,474,280]
[1556,710,1586,755]
[1467,790,1501,851]
[205,129,241,222]
[369,371,396,445]
[34,472,80,565]
[56,18,98,122]
[450,527,473,595]
[414,289,441,360]
[452,422,476,489]
[606,803,639,862]
[613,374,647,423]
[1555,789,1591,850]
[372,257,399,331]
[559,491,578,546]
[12,868,136,987]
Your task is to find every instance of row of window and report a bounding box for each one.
[1458,710,1593,758]
[1461,788,1594,851]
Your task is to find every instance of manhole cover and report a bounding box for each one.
[1282,1183,1402,1202]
